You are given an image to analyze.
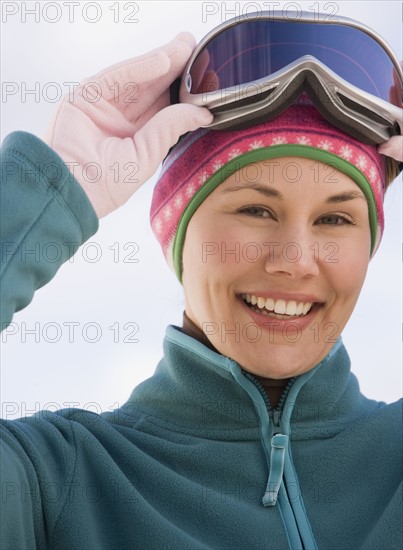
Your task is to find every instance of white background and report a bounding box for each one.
[1,0,401,419]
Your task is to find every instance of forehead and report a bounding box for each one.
[215,156,365,196]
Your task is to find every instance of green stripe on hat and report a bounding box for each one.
[172,144,378,282]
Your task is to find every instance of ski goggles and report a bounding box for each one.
[173,12,402,145]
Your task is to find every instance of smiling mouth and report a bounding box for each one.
[240,293,321,319]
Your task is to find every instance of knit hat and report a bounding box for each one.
[150,99,386,281]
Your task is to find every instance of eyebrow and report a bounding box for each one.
[325,191,366,203]
[222,184,366,203]
[223,184,281,199]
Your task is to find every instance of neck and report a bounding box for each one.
[181,311,291,409]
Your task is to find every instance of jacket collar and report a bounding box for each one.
[126,325,366,440]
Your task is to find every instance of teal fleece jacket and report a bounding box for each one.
[1,132,402,549]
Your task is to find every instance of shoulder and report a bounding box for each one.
[350,397,403,456]
[366,397,402,424]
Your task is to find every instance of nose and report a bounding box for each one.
[263,227,320,279]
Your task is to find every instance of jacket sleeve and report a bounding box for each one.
[0,132,99,547]
[1,412,79,549]
[0,131,99,330]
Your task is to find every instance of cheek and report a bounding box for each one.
[183,215,245,275]
[326,241,369,300]
[181,216,220,313]
[182,213,252,320]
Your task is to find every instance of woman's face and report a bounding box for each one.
[182,156,372,379]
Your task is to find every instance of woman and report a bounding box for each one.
[1,12,402,550]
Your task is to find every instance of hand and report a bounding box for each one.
[44,33,213,218]
[378,135,403,162]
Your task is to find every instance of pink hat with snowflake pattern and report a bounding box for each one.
[150,101,386,281]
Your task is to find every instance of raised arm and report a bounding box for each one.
[0,33,212,330]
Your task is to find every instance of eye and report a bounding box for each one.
[316,214,354,225]
[239,206,274,218]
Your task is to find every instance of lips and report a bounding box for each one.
[237,292,324,331]
[241,293,314,317]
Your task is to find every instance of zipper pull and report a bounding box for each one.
[262,433,289,507]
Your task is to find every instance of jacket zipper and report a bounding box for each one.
[241,371,317,550]
[243,373,294,506]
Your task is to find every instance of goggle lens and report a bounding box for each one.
[189,20,401,106]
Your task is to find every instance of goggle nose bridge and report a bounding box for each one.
[205,58,344,115]
[212,56,361,98]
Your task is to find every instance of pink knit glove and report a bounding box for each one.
[44,33,213,218]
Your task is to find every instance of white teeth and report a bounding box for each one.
[274,299,286,314]
[285,301,297,315]
[265,297,275,311]
[242,294,315,317]
[257,297,266,309]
